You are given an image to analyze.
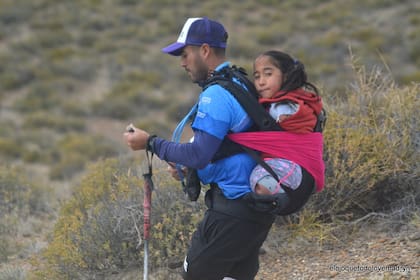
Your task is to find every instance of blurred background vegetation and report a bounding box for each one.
[0,0,419,279]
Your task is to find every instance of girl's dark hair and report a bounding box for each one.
[261,50,319,95]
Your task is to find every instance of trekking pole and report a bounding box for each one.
[142,150,154,280]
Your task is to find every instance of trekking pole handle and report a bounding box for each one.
[126,123,135,133]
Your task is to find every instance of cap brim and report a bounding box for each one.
[161,42,186,56]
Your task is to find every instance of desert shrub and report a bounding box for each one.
[22,112,86,133]
[60,99,91,117]
[0,0,33,25]
[91,97,136,120]
[46,46,78,62]
[50,57,97,82]
[118,0,138,5]
[13,128,59,164]
[351,27,386,51]
[0,121,15,138]
[0,67,35,91]
[28,29,73,49]
[400,71,420,85]
[76,31,96,48]
[0,138,21,159]
[314,29,342,48]
[0,165,52,262]
[92,36,120,54]
[255,27,288,46]
[306,60,419,220]
[49,133,119,180]
[10,76,85,117]
[272,209,338,248]
[13,80,78,113]
[408,34,420,66]
[228,37,258,60]
[0,165,52,217]
[0,215,19,263]
[0,265,26,280]
[91,70,165,120]
[80,14,116,32]
[0,51,35,90]
[33,157,204,279]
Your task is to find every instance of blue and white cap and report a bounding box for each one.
[162,17,228,56]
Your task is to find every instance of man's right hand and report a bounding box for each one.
[167,162,187,181]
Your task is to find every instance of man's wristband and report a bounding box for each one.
[146,135,157,153]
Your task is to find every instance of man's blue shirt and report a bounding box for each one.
[192,62,256,199]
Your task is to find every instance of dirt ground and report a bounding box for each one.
[256,221,419,280]
[52,216,418,280]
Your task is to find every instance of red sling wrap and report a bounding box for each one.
[228,131,325,192]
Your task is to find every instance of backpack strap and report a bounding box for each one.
[205,67,280,132]
[314,108,327,133]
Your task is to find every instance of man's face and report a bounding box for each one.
[180,45,209,83]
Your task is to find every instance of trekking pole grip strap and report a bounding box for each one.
[146,135,157,153]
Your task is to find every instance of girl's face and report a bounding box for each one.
[253,55,283,99]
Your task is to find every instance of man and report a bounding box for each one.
[124,17,275,280]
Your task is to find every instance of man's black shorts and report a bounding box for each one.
[182,187,275,280]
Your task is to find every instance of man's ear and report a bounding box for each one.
[200,43,211,58]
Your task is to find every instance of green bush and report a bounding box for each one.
[33,158,204,279]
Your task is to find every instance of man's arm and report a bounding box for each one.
[153,129,222,169]
[124,126,222,169]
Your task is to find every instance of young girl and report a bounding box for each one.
[250,50,323,195]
